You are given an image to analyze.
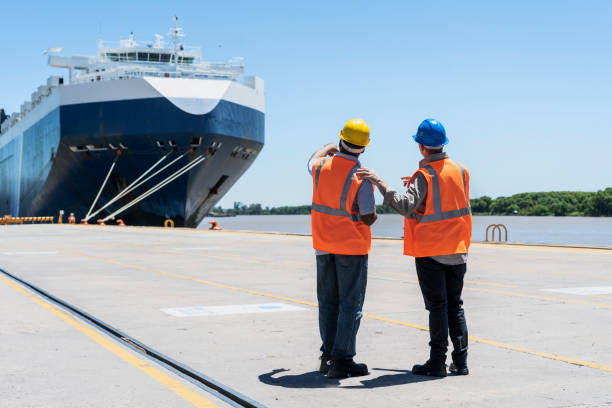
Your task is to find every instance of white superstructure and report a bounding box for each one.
[1,18,263,136]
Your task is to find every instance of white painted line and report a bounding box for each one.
[161,303,307,317]
[542,286,612,295]
[1,251,58,255]
[171,247,220,251]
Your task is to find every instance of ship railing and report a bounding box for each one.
[99,40,201,54]
[71,65,242,84]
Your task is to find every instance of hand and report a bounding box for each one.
[323,142,339,156]
[401,176,412,187]
[356,167,384,185]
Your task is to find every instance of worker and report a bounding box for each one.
[356,118,471,377]
[308,118,378,379]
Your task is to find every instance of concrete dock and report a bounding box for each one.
[1,225,611,407]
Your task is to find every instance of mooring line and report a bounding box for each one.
[0,268,267,408]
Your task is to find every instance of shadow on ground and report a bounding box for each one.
[259,368,438,389]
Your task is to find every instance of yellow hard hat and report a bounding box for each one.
[339,118,370,147]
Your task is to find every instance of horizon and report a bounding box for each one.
[2,1,611,208]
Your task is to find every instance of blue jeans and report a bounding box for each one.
[316,254,368,360]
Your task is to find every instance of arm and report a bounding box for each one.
[356,179,377,226]
[356,168,427,217]
[307,142,339,175]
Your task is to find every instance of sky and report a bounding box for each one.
[1,0,611,208]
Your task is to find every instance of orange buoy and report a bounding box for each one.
[116,219,126,226]
[208,221,222,230]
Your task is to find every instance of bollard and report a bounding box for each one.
[58,210,64,224]
[486,224,508,242]
[208,221,222,230]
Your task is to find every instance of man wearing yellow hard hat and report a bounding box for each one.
[307,118,377,379]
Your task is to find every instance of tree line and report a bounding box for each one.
[213,188,612,217]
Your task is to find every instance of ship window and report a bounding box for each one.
[137,53,148,61]
[106,53,119,61]
[149,53,159,62]
[127,52,136,61]
[183,57,194,64]
[160,54,170,63]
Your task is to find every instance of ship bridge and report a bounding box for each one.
[47,22,244,84]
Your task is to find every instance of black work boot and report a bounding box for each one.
[412,360,447,377]
[327,358,369,379]
[449,362,469,375]
[319,353,332,374]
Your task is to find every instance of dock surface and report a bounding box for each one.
[1,225,611,407]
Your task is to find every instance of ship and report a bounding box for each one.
[0,19,264,227]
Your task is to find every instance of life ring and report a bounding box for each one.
[164,219,175,228]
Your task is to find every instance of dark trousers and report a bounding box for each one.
[316,254,368,360]
[415,257,468,365]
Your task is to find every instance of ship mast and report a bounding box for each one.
[169,16,184,67]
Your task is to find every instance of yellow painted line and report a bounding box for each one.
[465,286,612,309]
[59,250,318,308]
[468,335,612,372]
[376,270,518,288]
[369,274,612,309]
[54,250,612,373]
[0,274,220,408]
[588,294,612,300]
[32,224,612,252]
[471,242,612,253]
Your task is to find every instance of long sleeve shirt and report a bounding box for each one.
[381,152,468,265]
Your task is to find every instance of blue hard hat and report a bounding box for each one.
[412,118,448,147]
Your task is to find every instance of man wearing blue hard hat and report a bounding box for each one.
[357,118,472,377]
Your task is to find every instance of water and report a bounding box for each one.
[200,214,612,247]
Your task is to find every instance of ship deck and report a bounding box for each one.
[1,225,611,407]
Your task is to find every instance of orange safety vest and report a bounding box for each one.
[403,158,472,257]
[311,155,372,255]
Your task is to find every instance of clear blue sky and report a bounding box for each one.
[2,1,611,208]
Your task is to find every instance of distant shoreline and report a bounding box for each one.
[213,188,612,217]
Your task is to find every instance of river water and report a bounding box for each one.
[199,214,612,247]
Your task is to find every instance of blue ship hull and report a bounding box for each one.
[0,96,264,227]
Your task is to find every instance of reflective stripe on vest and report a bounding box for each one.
[312,161,361,222]
[407,164,472,223]
[314,157,328,191]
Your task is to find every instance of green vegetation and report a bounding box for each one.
[212,202,395,216]
[213,188,612,217]
[470,188,612,216]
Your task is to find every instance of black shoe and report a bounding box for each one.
[412,360,447,377]
[327,359,369,379]
[319,353,332,374]
[449,362,469,375]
